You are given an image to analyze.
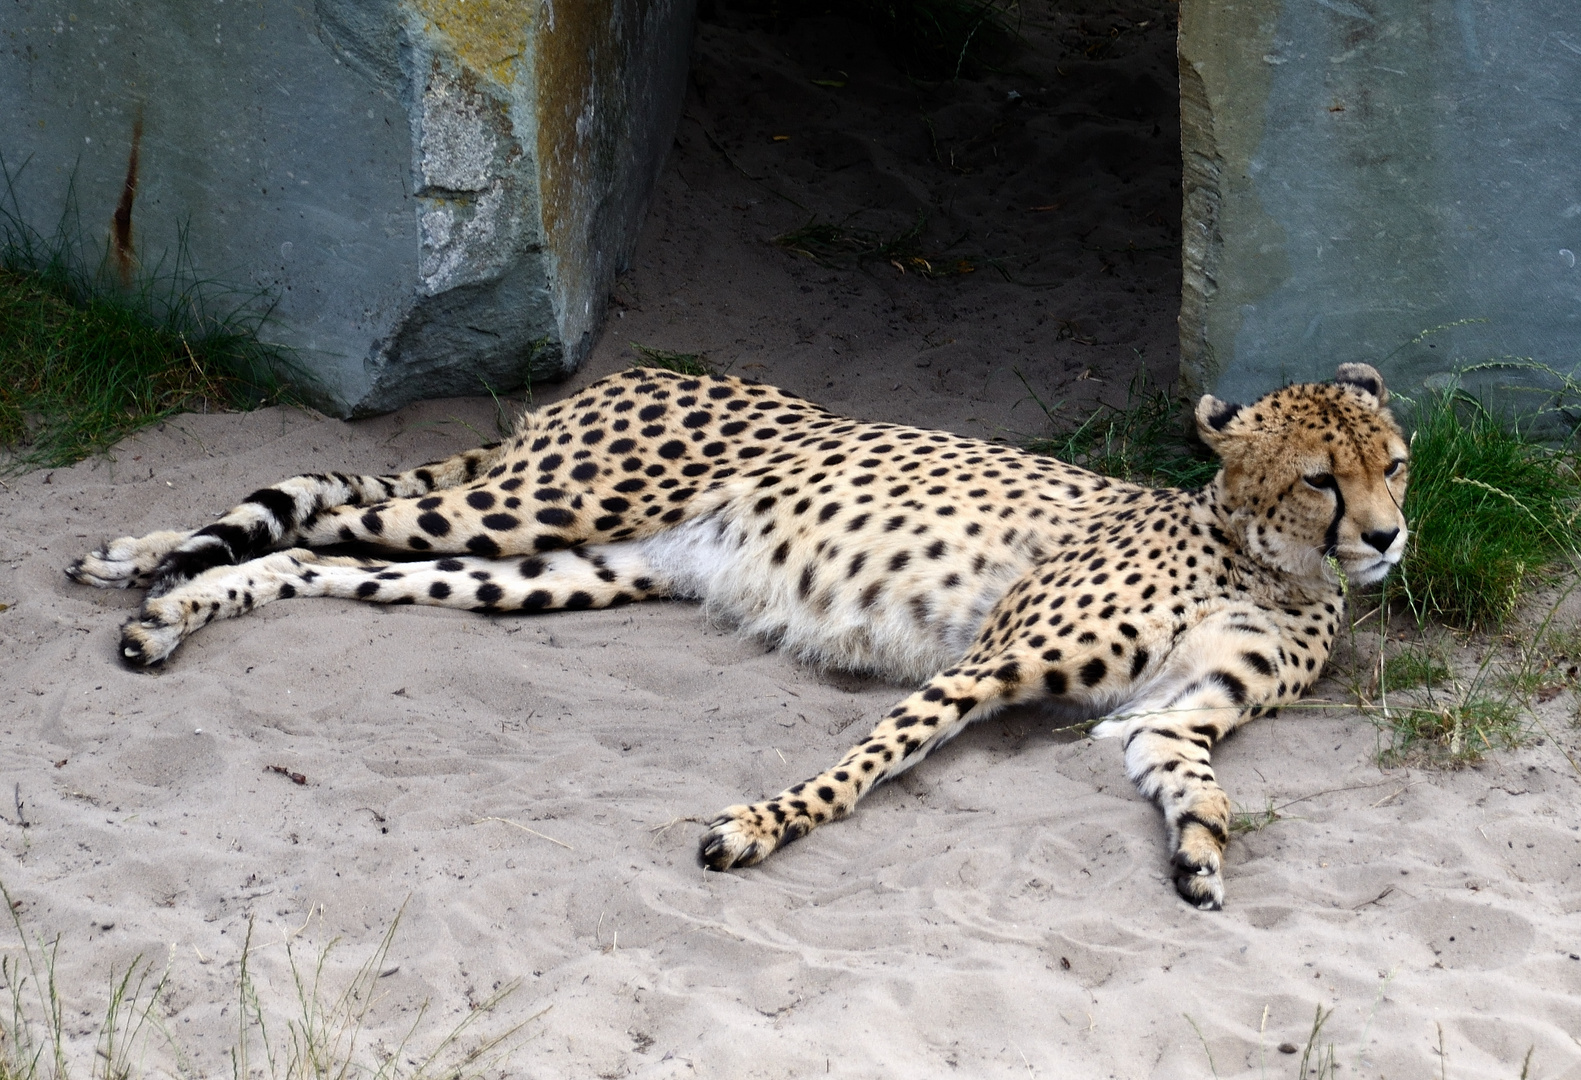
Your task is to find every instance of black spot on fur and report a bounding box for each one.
[1078,658,1107,687]
[417,512,451,536]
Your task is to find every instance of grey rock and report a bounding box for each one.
[1179,0,1581,418]
[0,0,695,415]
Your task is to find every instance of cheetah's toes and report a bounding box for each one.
[698,803,799,871]
[1171,822,1226,911]
[117,604,190,667]
[67,531,193,590]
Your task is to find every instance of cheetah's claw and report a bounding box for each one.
[699,804,802,870]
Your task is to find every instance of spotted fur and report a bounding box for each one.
[68,363,1408,909]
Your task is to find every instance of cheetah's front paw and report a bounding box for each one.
[1171,820,1226,911]
[67,531,194,590]
[699,803,802,870]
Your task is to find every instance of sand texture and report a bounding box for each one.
[3,1,1581,1076]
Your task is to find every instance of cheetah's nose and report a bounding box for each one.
[1361,528,1399,553]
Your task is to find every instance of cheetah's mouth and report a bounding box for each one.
[1345,552,1401,586]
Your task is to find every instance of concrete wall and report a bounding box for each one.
[0,0,695,415]
[1179,0,1581,414]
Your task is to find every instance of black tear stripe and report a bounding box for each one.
[1320,475,1345,557]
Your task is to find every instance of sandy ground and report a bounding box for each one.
[3,2,1581,1077]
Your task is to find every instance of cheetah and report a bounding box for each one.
[67,362,1408,909]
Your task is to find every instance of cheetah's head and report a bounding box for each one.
[1194,363,1409,588]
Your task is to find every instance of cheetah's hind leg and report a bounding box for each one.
[68,531,197,589]
[71,444,503,599]
[118,543,672,666]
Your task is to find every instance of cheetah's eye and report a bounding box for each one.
[1303,472,1336,491]
[1384,458,1405,479]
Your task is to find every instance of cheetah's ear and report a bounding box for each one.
[1333,363,1389,406]
[1194,394,1244,448]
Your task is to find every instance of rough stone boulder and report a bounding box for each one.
[1178,0,1581,410]
[1,0,695,414]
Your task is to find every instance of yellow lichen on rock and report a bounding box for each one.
[411,0,530,84]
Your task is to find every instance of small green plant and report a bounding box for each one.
[629,343,713,376]
[1022,371,1220,490]
[1298,1005,1338,1080]
[0,155,307,473]
[1380,693,1525,765]
[1229,798,1281,836]
[1380,643,1452,693]
[1499,620,1581,702]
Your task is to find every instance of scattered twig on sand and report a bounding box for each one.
[649,815,705,835]
[1369,783,1421,808]
[474,816,574,851]
[265,764,307,786]
[1351,885,1395,910]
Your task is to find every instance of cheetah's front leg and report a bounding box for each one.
[1091,613,1292,910]
[699,664,1029,870]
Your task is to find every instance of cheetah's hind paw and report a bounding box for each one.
[66,531,194,590]
[116,609,188,667]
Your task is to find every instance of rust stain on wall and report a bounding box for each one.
[111,113,143,284]
[535,1,629,312]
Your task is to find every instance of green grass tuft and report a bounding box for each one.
[0,156,308,474]
[1023,372,1220,490]
[772,213,979,276]
[629,343,714,377]
[1380,643,1452,694]
[1390,387,1581,630]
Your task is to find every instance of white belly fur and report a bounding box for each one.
[629,513,1023,684]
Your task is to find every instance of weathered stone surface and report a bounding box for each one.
[0,0,695,415]
[1179,0,1581,412]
